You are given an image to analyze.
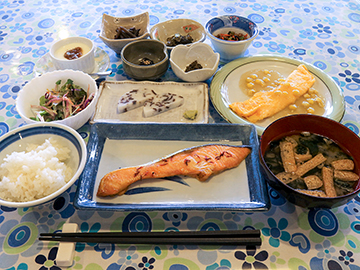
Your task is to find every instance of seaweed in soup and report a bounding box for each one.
[264,140,284,175]
[287,178,307,190]
[334,179,355,195]
[294,144,308,155]
[264,132,359,198]
[298,134,322,156]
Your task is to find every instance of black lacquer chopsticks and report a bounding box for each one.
[39,230,262,246]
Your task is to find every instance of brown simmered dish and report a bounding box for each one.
[114,26,141,39]
[185,60,203,72]
[166,33,193,47]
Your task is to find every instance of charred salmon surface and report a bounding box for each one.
[97,144,251,197]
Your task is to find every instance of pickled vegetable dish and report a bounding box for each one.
[114,26,140,39]
[264,132,359,197]
[166,33,193,47]
[216,31,249,41]
[30,79,94,122]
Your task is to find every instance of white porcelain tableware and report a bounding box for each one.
[34,47,110,77]
[49,36,95,73]
[205,15,259,62]
[91,80,209,123]
[150,18,206,51]
[16,69,99,130]
[210,54,345,135]
[0,122,87,208]
[170,43,220,82]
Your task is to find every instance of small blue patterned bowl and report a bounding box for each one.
[205,15,258,62]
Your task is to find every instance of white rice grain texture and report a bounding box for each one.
[0,137,73,202]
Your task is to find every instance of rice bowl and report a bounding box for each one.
[0,122,87,208]
[0,137,73,202]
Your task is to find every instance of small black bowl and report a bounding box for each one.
[259,114,360,209]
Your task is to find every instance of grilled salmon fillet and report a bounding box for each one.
[97,144,251,197]
[229,64,315,123]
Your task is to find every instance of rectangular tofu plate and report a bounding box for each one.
[91,80,209,123]
[74,123,270,212]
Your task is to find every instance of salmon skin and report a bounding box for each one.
[97,144,251,197]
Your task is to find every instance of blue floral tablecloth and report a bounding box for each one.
[1,0,360,269]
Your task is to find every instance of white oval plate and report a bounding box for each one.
[210,54,345,135]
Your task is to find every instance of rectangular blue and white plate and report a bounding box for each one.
[74,123,270,212]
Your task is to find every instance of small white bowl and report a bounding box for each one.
[0,122,87,208]
[99,12,150,56]
[16,70,99,130]
[49,36,95,73]
[205,15,259,62]
[170,43,220,82]
[150,18,206,51]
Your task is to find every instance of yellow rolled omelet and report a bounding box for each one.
[229,64,315,123]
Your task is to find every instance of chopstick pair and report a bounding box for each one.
[39,229,262,246]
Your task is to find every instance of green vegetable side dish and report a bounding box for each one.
[30,79,94,122]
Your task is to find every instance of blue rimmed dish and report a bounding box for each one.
[74,122,270,212]
[210,54,345,135]
[0,123,87,208]
[205,15,259,62]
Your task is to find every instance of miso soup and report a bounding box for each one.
[264,132,359,197]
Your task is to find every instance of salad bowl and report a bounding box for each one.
[16,70,99,130]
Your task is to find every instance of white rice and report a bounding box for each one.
[0,137,73,202]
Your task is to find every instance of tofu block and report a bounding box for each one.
[331,159,354,171]
[117,88,157,113]
[322,166,337,197]
[304,175,323,190]
[143,92,184,118]
[295,153,327,177]
[334,170,359,181]
[280,141,297,173]
[276,172,299,184]
[296,189,327,197]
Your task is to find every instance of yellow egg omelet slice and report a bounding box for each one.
[229,64,315,123]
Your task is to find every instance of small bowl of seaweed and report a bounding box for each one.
[170,43,220,82]
[259,114,360,209]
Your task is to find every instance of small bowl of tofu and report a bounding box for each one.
[259,114,360,208]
